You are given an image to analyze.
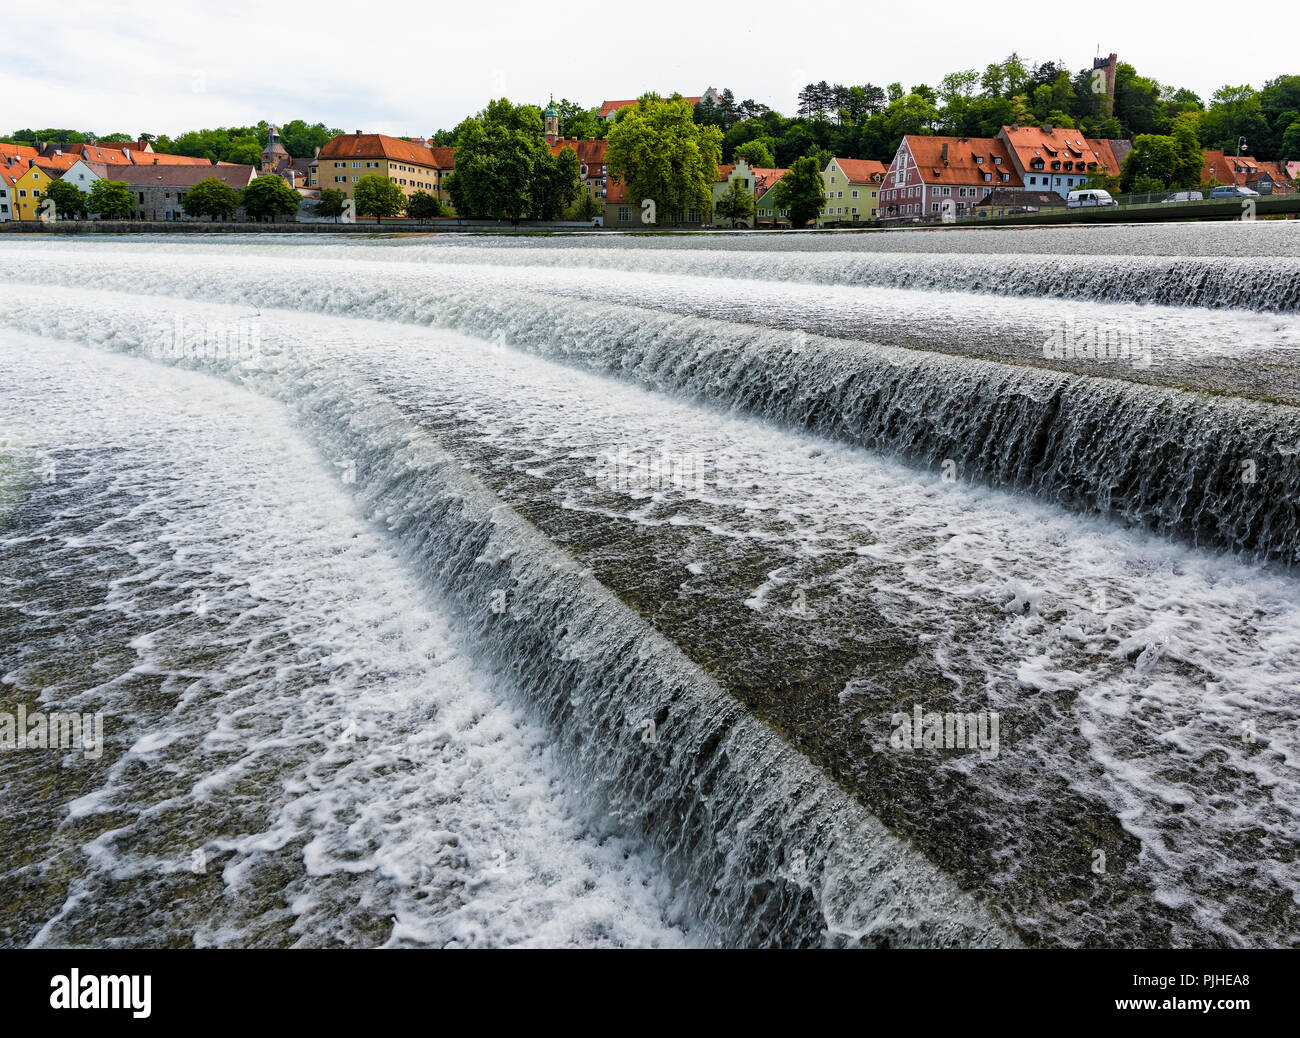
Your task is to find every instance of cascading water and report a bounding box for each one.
[2,227,1298,949]
[6,245,1300,563]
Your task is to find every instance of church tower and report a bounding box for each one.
[543,97,559,145]
[261,124,289,173]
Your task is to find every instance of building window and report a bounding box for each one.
[618,207,630,222]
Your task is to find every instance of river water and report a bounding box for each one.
[1,227,1297,948]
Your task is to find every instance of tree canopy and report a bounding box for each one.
[44,179,88,219]
[85,179,134,218]
[606,94,723,225]
[241,175,301,222]
[353,173,406,222]
[445,99,581,223]
[180,177,242,220]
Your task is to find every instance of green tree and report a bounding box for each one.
[605,94,723,226]
[313,188,347,222]
[405,190,444,222]
[567,191,603,222]
[771,156,825,227]
[354,173,406,222]
[278,120,337,158]
[241,174,301,222]
[733,139,776,169]
[86,179,134,218]
[1282,118,1300,160]
[1120,131,1202,193]
[445,99,581,224]
[44,179,88,219]
[181,177,242,220]
[532,146,581,219]
[713,178,755,227]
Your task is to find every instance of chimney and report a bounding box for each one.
[356,130,363,135]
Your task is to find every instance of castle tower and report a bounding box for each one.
[543,97,559,145]
[1091,53,1118,118]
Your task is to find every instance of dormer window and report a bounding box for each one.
[994,157,1002,164]
[1031,158,1044,170]
[975,155,984,164]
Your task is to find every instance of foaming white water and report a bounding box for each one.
[0,336,687,948]
[4,280,1298,946]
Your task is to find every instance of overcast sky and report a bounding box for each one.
[2,2,1295,138]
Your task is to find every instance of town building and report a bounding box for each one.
[754,169,792,227]
[973,188,1067,218]
[996,125,1122,198]
[0,169,17,222]
[11,153,78,220]
[0,144,39,223]
[110,163,257,221]
[880,136,1021,222]
[1200,150,1294,194]
[820,157,887,225]
[550,137,608,210]
[313,132,454,210]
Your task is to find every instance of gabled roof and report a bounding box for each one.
[999,125,1120,176]
[830,157,887,183]
[753,167,789,199]
[0,142,40,163]
[106,163,257,188]
[69,144,134,165]
[23,153,79,176]
[1201,149,1260,185]
[549,138,605,168]
[975,188,1066,208]
[897,136,1023,187]
[318,132,441,167]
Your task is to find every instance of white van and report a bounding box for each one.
[1067,189,1117,208]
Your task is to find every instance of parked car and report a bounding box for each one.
[1162,191,1204,202]
[1210,185,1260,198]
[1067,189,1118,208]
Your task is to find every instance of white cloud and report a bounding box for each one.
[1,1,1293,136]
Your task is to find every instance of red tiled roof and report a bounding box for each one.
[1,142,40,163]
[753,167,789,199]
[831,158,887,183]
[429,146,456,169]
[30,154,79,174]
[897,136,1024,187]
[599,96,702,119]
[69,144,134,165]
[318,133,442,168]
[999,126,1119,177]
[1201,149,1261,186]
[549,138,606,168]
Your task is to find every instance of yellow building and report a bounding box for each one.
[312,133,455,210]
[11,156,75,221]
[820,157,887,225]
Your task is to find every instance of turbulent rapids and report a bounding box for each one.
[1,226,1298,948]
